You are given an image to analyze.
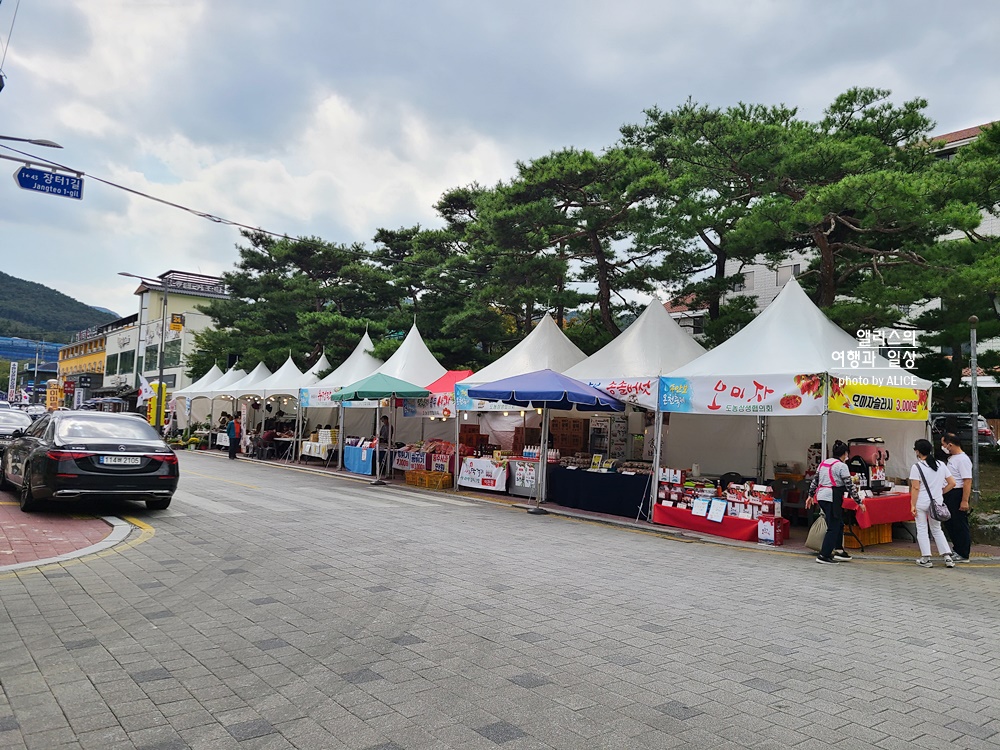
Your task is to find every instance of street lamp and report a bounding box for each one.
[0,134,62,148]
[119,271,169,430]
[970,316,981,505]
[0,135,62,148]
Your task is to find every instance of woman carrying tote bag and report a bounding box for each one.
[909,438,957,569]
[806,440,866,565]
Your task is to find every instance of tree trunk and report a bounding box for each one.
[943,337,965,409]
[591,233,621,336]
[709,247,727,321]
[814,230,837,307]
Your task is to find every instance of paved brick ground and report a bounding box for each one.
[0,501,113,566]
[2,452,1000,749]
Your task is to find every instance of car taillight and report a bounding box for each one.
[47,450,95,461]
[979,428,992,435]
[147,453,178,465]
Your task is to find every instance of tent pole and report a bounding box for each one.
[337,403,345,471]
[528,406,549,515]
[757,416,768,482]
[649,409,664,521]
[453,409,462,495]
[371,404,385,485]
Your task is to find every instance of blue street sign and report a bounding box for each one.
[13,166,84,200]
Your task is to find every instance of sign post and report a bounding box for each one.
[6,361,16,402]
[13,166,84,200]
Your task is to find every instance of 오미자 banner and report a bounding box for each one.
[659,374,828,416]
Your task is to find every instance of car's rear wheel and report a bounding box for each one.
[0,460,10,491]
[19,464,38,512]
[146,497,171,510]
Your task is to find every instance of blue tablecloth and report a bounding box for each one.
[343,444,375,475]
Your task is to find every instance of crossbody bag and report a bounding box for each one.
[915,462,951,522]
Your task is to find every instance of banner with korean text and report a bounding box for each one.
[827,377,929,421]
[402,392,455,418]
[6,361,16,402]
[659,374,827,416]
[586,378,659,410]
[455,384,519,412]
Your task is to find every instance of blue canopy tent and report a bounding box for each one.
[467,369,624,512]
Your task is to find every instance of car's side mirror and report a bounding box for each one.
[11,429,23,438]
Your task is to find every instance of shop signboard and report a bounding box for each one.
[6,361,16,402]
[392,451,428,472]
[457,457,508,492]
[402,391,455,418]
[298,387,385,409]
[455,384,519,412]
[659,374,827,416]
[827,377,929,421]
[586,378,659,410]
[45,381,62,411]
[431,454,451,473]
[169,313,185,331]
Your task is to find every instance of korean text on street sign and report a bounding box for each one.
[13,166,84,200]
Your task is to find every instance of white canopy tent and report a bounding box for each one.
[297,333,385,465]
[564,299,708,513]
[172,364,224,428]
[375,324,447,387]
[661,279,932,481]
[305,352,332,379]
[177,364,248,432]
[457,313,587,452]
[173,364,224,400]
[459,313,586,387]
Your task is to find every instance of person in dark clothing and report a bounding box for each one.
[941,433,973,562]
[227,415,242,460]
[807,439,866,565]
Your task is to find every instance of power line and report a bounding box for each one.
[0,142,492,279]
[0,0,21,72]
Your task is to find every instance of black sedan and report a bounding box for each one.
[0,409,32,462]
[0,411,179,512]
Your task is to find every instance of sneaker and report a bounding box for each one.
[916,557,934,568]
[833,550,853,562]
[816,555,839,565]
[944,555,956,568]
[952,555,970,563]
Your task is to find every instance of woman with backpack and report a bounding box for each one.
[910,438,956,568]
[807,439,866,565]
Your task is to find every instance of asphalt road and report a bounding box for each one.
[1,451,999,750]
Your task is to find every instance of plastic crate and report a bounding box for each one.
[843,522,893,548]
[425,472,453,490]
[406,470,427,487]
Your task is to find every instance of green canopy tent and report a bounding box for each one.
[328,373,430,484]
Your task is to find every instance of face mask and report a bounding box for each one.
[941,445,950,454]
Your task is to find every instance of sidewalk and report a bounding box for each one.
[231,451,1000,564]
[0,500,125,572]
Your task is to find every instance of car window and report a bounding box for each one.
[55,415,162,441]
[26,415,50,438]
[0,412,32,429]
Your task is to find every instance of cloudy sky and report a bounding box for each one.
[1,0,998,321]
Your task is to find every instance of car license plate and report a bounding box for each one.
[100,455,142,466]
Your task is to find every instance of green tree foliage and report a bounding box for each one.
[622,100,803,326]
[187,231,399,379]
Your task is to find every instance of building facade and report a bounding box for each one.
[126,270,228,396]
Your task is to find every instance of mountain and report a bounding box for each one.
[90,306,120,317]
[0,271,118,343]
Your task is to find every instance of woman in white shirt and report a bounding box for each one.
[909,438,957,568]
[941,433,973,562]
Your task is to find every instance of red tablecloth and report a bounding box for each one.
[845,492,913,529]
[652,504,789,542]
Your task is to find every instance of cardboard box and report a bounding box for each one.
[757,514,784,546]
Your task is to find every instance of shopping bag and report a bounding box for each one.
[805,514,827,551]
